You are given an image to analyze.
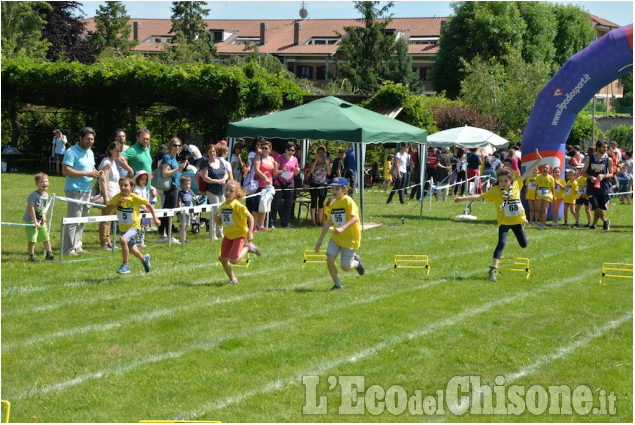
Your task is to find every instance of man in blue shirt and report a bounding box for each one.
[344,147,357,195]
[62,127,100,255]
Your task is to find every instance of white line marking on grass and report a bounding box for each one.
[22,274,450,398]
[2,276,328,352]
[183,270,597,418]
[505,311,633,382]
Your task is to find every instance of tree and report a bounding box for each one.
[384,38,422,93]
[1,1,51,60]
[336,1,419,93]
[432,2,595,99]
[460,48,551,140]
[166,1,216,63]
[616,72,633,110]
[551,3,595,67]
[40,1,92,63]
[88,1,136,58]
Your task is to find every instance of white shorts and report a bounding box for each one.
[326,239,356,268]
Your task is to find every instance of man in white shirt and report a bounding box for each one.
[183,143,203,168]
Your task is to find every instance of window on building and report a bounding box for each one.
[316,66,327,80]
[286,62,295,73]
[297,66,313,79]
[210,30,224,43]
[231,37,260,46]
[307,37,339,45]
[419,67,431,82]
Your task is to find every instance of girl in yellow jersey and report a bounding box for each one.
[573,175,592,227]
[454,150,542,281]
[535,164,555,230]
[215,180,261,284]
[551,166,566,226]
[524,167,539,224]
[563,169,578,225]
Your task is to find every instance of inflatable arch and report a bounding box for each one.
[521,24,633,174]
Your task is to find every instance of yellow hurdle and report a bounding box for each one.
[393,255,430,275]
[599,262,633,285]
[498,257,530,279]
[215,248,250,269]
[1,400,10,423]
[302,249,327,269]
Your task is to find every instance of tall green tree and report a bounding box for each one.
[336,1,419,93]
[432,1,596,99]
[460,48,551,141]
[384,37,422,93]
[166,1,216,63]
[88,1,136,58]
[551,3,595,67]
[1,1,51,60]
[40,1,92,63]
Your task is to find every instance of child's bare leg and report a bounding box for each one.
[220,257,236,282]
[585,205,592,224]
[129,245,144,261]
[43,240,52,253]
[236,245,250,262]
[28,242,35,256]
[120,237,130,263]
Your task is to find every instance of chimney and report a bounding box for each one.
[294,21,302,45]
[260,22,268,45]
[133,21,141,41]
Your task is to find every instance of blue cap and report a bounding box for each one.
[330,177,349,187]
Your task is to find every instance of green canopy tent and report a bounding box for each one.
[226,96,428,227]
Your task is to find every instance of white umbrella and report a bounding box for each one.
[427,125,509,149]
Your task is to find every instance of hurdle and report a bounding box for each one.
[498,257,531,279]
[302,249,327,269]
[599,262,633,285]
[1,400,9,423]
[393,254,430,275]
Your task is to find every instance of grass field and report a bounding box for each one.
[1,172,632,422]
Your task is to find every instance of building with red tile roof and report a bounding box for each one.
[83,14,624,98]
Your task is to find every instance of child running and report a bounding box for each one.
[24,172,55,262]
[215,180,261,285]
[563,169,578,226]
[105,176,161,274]
[535,164,555,230]
[314,177,364,290]
[551,167,566,226]
[454,150,542,282]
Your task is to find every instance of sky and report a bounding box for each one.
[79,0,633,26]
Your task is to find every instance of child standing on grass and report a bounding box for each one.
[177,175,195,243]
[132,171,155,249]
[563,169,578,226]
[105,176,160,274]
[617,165,632,204]
[314,177,365,290]
[534,164,555,230]
[454,150,542,282]
[573,175,592,227]
[24,172,54,262]
[551,167,566,226]
[215,180,261,285]
[524,166,539,224]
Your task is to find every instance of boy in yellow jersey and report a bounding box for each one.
[105,176,161,274]
[562,169,578,225]
[215,181,260,285]
[455,150,542,281]
[573,175,592,227]
[535,164,555,230]
[524,167,539,224]
[315,177,364,290]
[551,166,566,226]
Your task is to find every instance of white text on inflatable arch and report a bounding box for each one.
[551,74,592,126]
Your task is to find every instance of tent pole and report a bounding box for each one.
[419,143,426,221]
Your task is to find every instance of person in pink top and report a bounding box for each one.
[507,147,522,177]
[272,142,301,228]
[253,139,279,230]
